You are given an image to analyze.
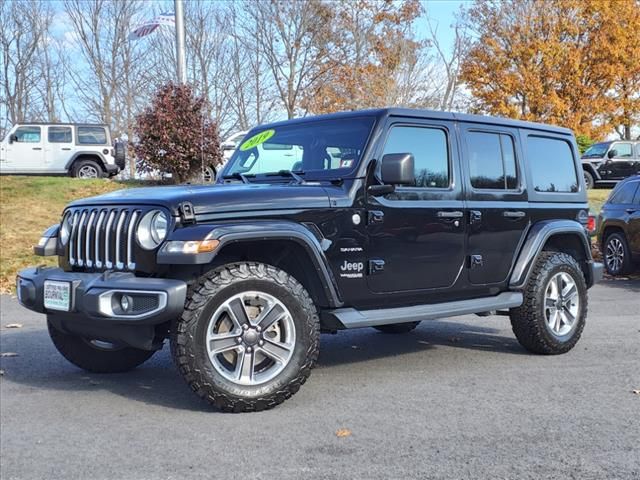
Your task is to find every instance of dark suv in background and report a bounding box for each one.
[581,140,640,189]
[597,175,640,275]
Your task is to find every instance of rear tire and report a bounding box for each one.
[73,159,104,179]
[171,262,320,412]
[603,232,633,276]
[510,251,587,355]
[374,322,420,334]
[47,320,155,373]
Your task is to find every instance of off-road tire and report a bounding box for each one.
[47,319,155,373]
[72,159,104,179]
[583,170,595,189]
[374,321,420,334]
[510,251,587,355]
[602,232,633,276]
[171,262,320,412]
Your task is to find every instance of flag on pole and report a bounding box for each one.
[129,12,175,41]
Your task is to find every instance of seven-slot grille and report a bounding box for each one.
[66,207,140,271]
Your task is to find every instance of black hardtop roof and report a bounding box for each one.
[258,108,574,135]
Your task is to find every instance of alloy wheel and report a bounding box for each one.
[605,237,625,273]
[206,291,296,386]
[543,272,580,337]
[78,165,99,178]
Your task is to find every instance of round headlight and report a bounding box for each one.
[137,210,169,250]
[60,212,72,245]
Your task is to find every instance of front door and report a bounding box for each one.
[4,126,44,172]
[459,124,530,285]
[602,142,636,180]
[366,118,466,294]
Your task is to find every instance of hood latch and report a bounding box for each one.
[178,201,196,224]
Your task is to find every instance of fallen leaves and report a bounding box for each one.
[335,428,352,438]
[4,323,23,329]
[0,352,18,358]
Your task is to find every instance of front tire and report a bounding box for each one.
[510,251,587,355]
[374,322,420,334]
[171,263,320,412]
[583,170,595,189]
[47,320,155,373]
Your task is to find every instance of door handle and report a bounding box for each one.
[437,211,464,219]
[62,147,71,151]
[503,210,526,218]
[32,147,42,150]
[627,208,638,214]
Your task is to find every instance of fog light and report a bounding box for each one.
[120,295,132,312]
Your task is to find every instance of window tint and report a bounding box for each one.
[527,136,578,193]
[77,126,107,145]
[612,143,632,158]
[382,126,449,188]
[14,126,41,143]
[467,131,518,190]
[610,181,639,205]
[48,127,72,143]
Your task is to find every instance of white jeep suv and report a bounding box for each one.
[0,123,124,178]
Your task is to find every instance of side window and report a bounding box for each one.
[467,131,518,190]
[14,126,41,143]
[612,143,632,158]
[48,127,72,143]
[527,136,578,193]
[382,126,449,188]
[610,181,639,205]
[77,126,107,145]
[634,182,640,205]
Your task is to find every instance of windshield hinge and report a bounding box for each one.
[179,201,196,224]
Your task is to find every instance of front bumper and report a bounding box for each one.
[17,267,187,349]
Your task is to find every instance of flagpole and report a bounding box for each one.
[174,0,187,83]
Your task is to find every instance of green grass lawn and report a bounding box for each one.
[0,175,613,293]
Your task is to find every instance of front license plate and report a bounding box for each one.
[44,280,71,312]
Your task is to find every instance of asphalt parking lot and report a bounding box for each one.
[1,278,639,480]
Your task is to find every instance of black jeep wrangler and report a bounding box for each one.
[17,109,604,412]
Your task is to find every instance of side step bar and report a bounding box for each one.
[326,292,523,329]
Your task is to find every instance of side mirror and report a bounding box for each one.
[9,134,17,144]
[607,149,617,159]
[381,153,415,185]
[369,153,415,196]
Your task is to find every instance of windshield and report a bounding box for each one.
[582,142,610,158]
[224,117,375,179]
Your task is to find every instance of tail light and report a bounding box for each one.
[586,214,597,235]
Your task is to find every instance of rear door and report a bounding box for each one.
[366,117,466,294]
[46,126,75,171]
[628,181,640,255]
[459,124,529,285]
[4,126,44,172]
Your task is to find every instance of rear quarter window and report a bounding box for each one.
[527,136,578,193]
[609,181,639,205]
[77,126,107,145]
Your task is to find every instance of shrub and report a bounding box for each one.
[134,83,222,183]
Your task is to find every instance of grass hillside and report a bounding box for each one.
[0,176,137,293]
[0,175,612,293]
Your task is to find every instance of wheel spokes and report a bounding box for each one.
[256,303,285,331]
[227,297,250,329]
[209,334,240,355]
[235,349,255,383]
[259,339,293,364]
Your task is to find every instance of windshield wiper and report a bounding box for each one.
[265,170,306,185]
[222,172,251,184]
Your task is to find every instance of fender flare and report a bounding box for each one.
[157,220,342,308]
[65,151,109,172]
[581,162,601,181]
[509,219,593,289]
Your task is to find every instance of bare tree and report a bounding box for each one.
[424,8,471,111]
[0,0,54,135]
[252,0,334,119]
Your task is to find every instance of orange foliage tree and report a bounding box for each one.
[302,0,423,114]
[460,0,640,139]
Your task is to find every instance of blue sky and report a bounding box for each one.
[419,0,471,52]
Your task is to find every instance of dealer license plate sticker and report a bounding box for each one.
[44,281,71,312]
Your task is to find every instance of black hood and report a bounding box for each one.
[68,183,332,216]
